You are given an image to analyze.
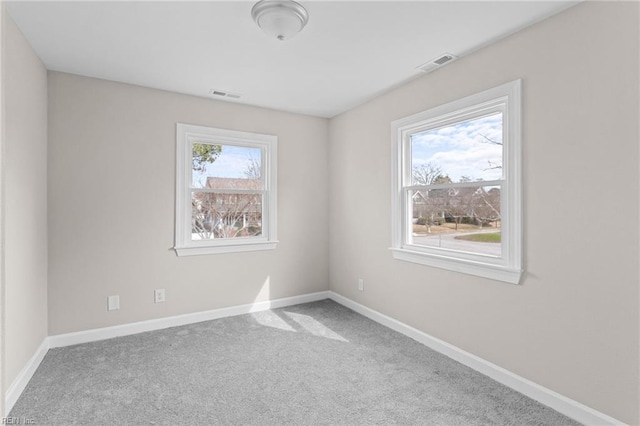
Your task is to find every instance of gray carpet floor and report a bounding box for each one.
[10,300,580,425]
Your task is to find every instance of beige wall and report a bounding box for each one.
[328,2,639,424]
[0,3,5,417]
[47,72,329,335]
[2,11,48,391]
[6,1,640,424]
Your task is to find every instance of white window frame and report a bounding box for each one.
[390,80,523,284]
[174,123,278,256]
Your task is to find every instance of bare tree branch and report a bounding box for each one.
[478,133,502,145]
[483,160,502,171]
[413,162,444,185]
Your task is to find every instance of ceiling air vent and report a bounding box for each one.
[209,89,242,99]
[416,53,458,74]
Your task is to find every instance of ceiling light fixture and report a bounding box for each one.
[251,0,309,41]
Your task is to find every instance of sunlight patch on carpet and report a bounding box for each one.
[252,310,296,332]
[284,311,348,342]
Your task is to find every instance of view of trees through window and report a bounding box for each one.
[408,113,503,256]
[191,143,263,240]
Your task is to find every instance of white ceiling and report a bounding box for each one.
[6,1,578,118]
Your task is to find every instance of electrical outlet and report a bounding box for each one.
[154,289,166,303]
[358,278,364,291]
[107,295,120,311]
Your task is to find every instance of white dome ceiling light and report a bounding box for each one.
[251,0,309,41]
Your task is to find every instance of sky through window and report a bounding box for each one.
[192,144,261,187]
[411,113,503,183]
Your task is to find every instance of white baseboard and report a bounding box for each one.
[7,290,626,426]
[7,290,329,413]
[5,338,50,414]
[48,291,330,348]
[327,291,625,426]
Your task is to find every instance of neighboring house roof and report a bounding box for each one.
[195,177,262,216]
[206,177,261,190]
[412,191,428,202]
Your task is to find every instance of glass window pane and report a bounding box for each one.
[411,113,503,185]
[192,143,262,189]
[191,192,262,240]
[410,185,501,257]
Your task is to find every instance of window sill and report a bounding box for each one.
[175,241,278,256]
[390,247,522,284]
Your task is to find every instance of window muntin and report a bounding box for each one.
[391,80,522,284]
[175,124,277,256]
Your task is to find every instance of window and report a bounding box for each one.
[390,80,522,284]
[175,123,277,256]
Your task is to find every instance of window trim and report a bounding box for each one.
[390,80,522,284]
[174,123,278,256]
